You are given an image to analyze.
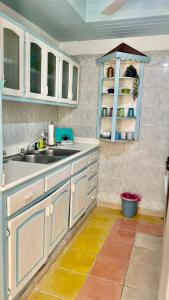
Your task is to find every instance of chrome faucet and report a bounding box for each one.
[26,132,48,152]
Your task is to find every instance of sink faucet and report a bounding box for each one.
[26,132,48,152]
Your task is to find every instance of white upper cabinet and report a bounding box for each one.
[59,53,79,105]
[25,33,45,99]
[0,17,79,106]
[45,45,59,101]
[0,17,24,96]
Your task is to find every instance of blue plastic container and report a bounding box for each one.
[121,192,141,218]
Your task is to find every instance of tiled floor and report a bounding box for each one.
[29,207,163,300]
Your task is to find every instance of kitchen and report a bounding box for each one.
[0,0,169,300]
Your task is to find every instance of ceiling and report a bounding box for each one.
[1,0,169,42]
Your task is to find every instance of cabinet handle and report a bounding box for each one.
[50,204,54,215]
[45,206,50,217]
[72,183,75,193]
[45,86,48,95]
[24,192,34,203]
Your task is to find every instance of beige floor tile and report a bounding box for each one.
[131,246,162,269]
[135,233,162,252]
[121,287,157,300]
[125,259,160,294]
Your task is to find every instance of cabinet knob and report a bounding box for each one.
[24,192,34,203]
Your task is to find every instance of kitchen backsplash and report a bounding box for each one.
[2,101,59,147]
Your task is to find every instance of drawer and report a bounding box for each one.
[72,156,88,175]
[87,188,97,207]
[88,174,98,194]
[45,164,71,192]
[88,162,98,179]
[7,179,45,216]
[88,151,98,165]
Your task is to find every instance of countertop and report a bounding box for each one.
[1,141,99,192]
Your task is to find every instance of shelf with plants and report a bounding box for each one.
[96,43,150,142]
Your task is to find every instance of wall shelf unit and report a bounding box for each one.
[96,43,151,143]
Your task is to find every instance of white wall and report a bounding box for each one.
[60,35,169,55]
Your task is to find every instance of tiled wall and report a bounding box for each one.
[3,101,58,147]
[58,51,169,213]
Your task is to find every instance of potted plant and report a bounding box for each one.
[124,65,138,78]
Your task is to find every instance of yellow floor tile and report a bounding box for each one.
[69,233,104,254]
[79,222,111,239]
[134,214,164,224]
[86,214,116,227]
[55,247,96,274]
[92,207,122,217]
[39,268,86,300]
[29,291,61,299]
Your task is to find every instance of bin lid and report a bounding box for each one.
[120,192,141,202]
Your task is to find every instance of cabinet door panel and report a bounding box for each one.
[0,17,24,96]
[69,170,88,228]
[8,198,49,298]
[72,62,79,103]
[4,28,19,90]
[62,59,69,99]
[25,33,45,99]
[48,52,56,97]
[45,46,59,101]
[59,53,72,103]
[30,42,42,94]
[48,181,70,254]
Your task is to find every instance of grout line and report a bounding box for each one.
[38,290,66,299]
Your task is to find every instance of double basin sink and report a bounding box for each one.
[12,148,80,164]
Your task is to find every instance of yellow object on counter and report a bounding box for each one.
[39,138,44,150]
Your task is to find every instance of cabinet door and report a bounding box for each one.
[0,17,24,96]
[45,45,59,101]
[8,198,49,298]
[59,53,72,103]
[71,62,80,104]
[69,170,88,228]
[48,181,70,254]
[25,33,45,99]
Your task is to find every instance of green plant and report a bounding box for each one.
[133,76,140,100]
[124,65,138,78]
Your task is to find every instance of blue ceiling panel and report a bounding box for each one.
[1,0,169,41]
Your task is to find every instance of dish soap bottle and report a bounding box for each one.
[39,137,44,150]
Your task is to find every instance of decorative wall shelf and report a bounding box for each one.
[96,43,151,143]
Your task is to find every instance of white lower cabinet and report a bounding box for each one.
[8,181,70,299]
[48,181,70,254]
[69,169,88,228]
[8,198,49,298]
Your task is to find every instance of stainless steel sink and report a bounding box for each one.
[12,154,61,164]
[11,148,79,164]
[40,148,79,157]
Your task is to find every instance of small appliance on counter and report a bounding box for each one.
[55,128,74,144]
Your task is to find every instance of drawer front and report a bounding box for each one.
[88,151,98,165]
[45,165,71,192]
[88,174,98,194]
[88,162,98,179]
[7,179,45,216]
[87,188,97,207]
[72,156,88,175]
